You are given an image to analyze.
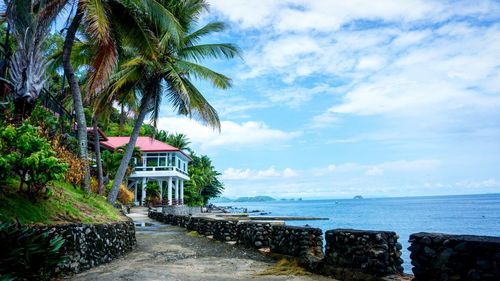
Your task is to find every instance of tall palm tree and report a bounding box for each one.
[5,0,66,117]
[106,0,239,204]
[62,0,182,191]
[155,130,191,151]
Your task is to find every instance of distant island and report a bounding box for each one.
[353,195,364,199]
[210,196,276,203]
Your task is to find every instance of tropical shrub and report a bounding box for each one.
[117,184,134,205]
[0,123,68,196]
[0,222,66,280]
[51,137,86,187]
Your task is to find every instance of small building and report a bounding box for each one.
[99,136,191,206]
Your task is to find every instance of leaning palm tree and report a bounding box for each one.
[62,0,182,191]
[106,0,239,204]
[5,0,66,117]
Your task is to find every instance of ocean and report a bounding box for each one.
[218,193,500,273]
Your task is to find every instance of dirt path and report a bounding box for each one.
[68,208,334,281]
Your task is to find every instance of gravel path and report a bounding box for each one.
[68,209,334,281]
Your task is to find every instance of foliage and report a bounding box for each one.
[0,181,124,224]
[117,184,134,205]
[6,0,66,109]
[0,122,68,196]
[101,146,142,179]
[105,0,238,204]
[28,104,60,135]
[155,130,191,151]
[0,222,67,281]
[185,153,224,206]
[50,137,86,187]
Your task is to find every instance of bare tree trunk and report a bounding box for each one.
[119,103,125,134]
[62,5,90,192]
[107,95,151,204]
[93,115,104,195]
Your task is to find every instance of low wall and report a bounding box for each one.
[36,220,136,274]
[162,206,201,216]
[237,221,272,249]
[322,229,403,276]
[213,220,239,242]
[409,232,500,281]
[270,225,324,258]
[147,211,500,281]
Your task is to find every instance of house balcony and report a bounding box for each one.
[130,165,190,180]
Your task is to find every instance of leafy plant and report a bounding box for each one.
[0,222,67,280]
[51,137,86,187]
[0,123,68,197]
[117,184,134,205]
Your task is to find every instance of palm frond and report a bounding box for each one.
[180,43,240,63]
[120,0,182,44]
[83,0,117,98]
[184,21,225,46]
[174,60,232,89]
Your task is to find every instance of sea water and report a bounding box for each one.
[219,193,500,273]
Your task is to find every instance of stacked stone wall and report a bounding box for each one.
[237,221,272,249]
[148,211,500,281]
[269,225,324,258]
[323,229,403,276]
[409,232,500,281]
[35,221,136,274]
[213,220,238,242]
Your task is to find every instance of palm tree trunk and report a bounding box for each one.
[119,103,125,134]
[93,115,104,195]
[107,95,151,204]
[62,5,91,192]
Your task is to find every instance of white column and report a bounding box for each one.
[168,177,172,205]
[175,178,179,205]
[180,180,184,205]
[141,178,147,206]
[134,182,138,206]
[157,180,163,203]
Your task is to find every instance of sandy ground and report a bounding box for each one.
[67,208,334,281]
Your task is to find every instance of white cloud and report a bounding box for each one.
[221,166,298,180]
[264,84,334,108]
[157,117,300,149]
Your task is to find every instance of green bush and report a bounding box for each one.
[0,123,68,196]
[0,222,66,280]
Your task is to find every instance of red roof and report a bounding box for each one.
[100,136,192,160]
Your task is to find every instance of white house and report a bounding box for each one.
[100,136,191,206]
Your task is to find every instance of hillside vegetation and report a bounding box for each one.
[0,180,126,225]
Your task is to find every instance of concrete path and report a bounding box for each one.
[68,208,334,281]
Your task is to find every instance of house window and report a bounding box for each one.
[147,156,158,167]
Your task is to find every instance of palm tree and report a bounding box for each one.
[106,0,239,204]
[155,130,191,151]
[5,0,66,117]
[62,0,182,191]
[185,153,223,205]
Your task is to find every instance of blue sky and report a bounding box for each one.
[156,0,500,199]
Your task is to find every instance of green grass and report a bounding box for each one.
[0,180,126,225]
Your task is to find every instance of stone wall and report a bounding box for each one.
[35,220,136,274]
[237,221,272,249]
[213,220,239,242]
[162,205,202,215]
[409,232,500,281]
[323,229,403,276]
[148,211,500,281]
[269,225,324,259]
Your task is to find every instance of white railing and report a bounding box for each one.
[133,166,188,175]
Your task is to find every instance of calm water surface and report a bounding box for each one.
[219,194,500,273]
